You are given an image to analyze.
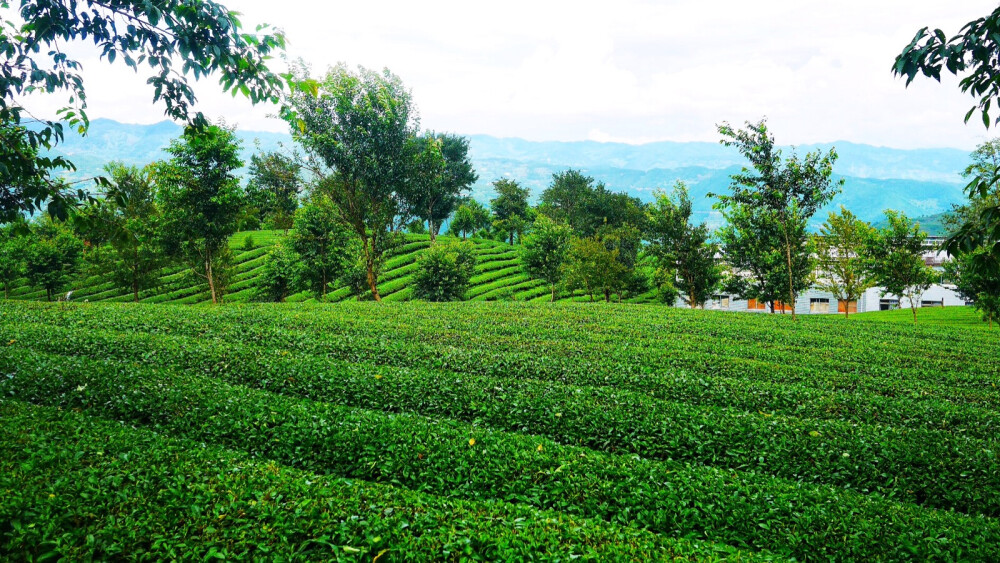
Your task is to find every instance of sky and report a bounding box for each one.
[11,0,1000,149]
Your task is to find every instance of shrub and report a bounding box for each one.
[413,242,476,301]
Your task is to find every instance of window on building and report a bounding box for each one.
[711,294,730,309]
[774,301,793,313]
[747,298,767,311]
[837,300,857,314]
[809,298,830,313]
[921,300,943,308]
[879,299,899,311]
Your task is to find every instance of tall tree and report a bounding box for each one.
[406,135,447,242]
[157,124,245,304]
[23,216,82,301]
[813,207,874,318]
[281,63,416,301]
[291,194,352,300]
[245,149,302,231]
[717,204,788,313]
[645,182,721,309]
[562,235,623,302]
[714,119,842,320]
[521,215,572,302]
[450,200,491,240]
[862,211,937,324]
[79,162,167,302]
[490,178,531,245]
[409,133,477,242]
[0,0,285,221]
[539,169,597,234]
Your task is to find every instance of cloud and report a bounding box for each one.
[7,0,999,149]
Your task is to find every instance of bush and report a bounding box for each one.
[253,242,300,302]
[242,234,256,251]
[413,242,476,302]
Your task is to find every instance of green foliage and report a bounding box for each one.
[715,119,841,319]
[521,215,572,302]
[77,162,168,302]
[945,247,1000,327]
[406,218,427,234]
[490,178,531,244]
[157,124,246,304]
[813,207,874,317]
[254,242,300,303]
[245,149,302,230]
[539,169,646,237]
[0,224,26,298]
[562,235,624,302]
[862,211,937,323]
[413,242,476,301]
[0,0,285,221]
[407,133,476,241]
[281,63,417,301]
[291,196,352,300]
[23,217,83,301]
[449,199,491,240]
[893,6,1000,129]
[646,182,721,308]
[4,302,1000,560]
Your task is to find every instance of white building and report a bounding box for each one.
[692,236,970,315]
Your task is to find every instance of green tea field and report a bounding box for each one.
[4,231,659,305]
[1,301,998,560]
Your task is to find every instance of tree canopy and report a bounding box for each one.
[1,0,286,221]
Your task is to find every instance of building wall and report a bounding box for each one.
[688,284,967,314]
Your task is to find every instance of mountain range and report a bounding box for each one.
[45,118,972,231]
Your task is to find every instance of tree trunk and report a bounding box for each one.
[133,282,139,303]
[206,251,218,305]
[509,232,514,245]
[783,231,797,321]
[911,302,918,324]
[363,239,382,302]
[429,218,436,243]
[604,289,610,303]
[688,289,697,310]
[769,302,774,314]
[550,284,556,303]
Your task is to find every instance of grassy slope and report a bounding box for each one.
[7,230,657,305]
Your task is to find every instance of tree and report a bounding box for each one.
[562,235,626,302]
[893,11,1000,284]
[521,215,572,302]
[717,203,788,313]
[813,207,874,318]
[862,211,937,323]
[23,216,82,301]
[0,223,25,298]
[598,223,647,302]
[945,248,1000,328]
[281,63,416,301]
[539,169,597,234]
[291,195,352,300]
[79,162,167,302]
[246,149,302,231]
[645,182,721,309]
[0,0,285,221]
[714,119,842,320]
[412,241,476,302]
[450,200,490,240]
[157,124,245,304]
[255,241,300,303]
[489,178,531,244]
[408,133,477,242]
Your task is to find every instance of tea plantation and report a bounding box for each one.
[4,231,659,305]
[1,300,998,560]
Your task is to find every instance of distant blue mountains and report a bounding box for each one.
[46,118,971,230]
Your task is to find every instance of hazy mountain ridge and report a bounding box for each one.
[47,119,970,226]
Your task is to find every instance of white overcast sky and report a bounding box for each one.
[13,0,1000,149]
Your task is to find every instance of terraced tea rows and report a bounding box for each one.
[6,230,658,304]
[1,301,998,559]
